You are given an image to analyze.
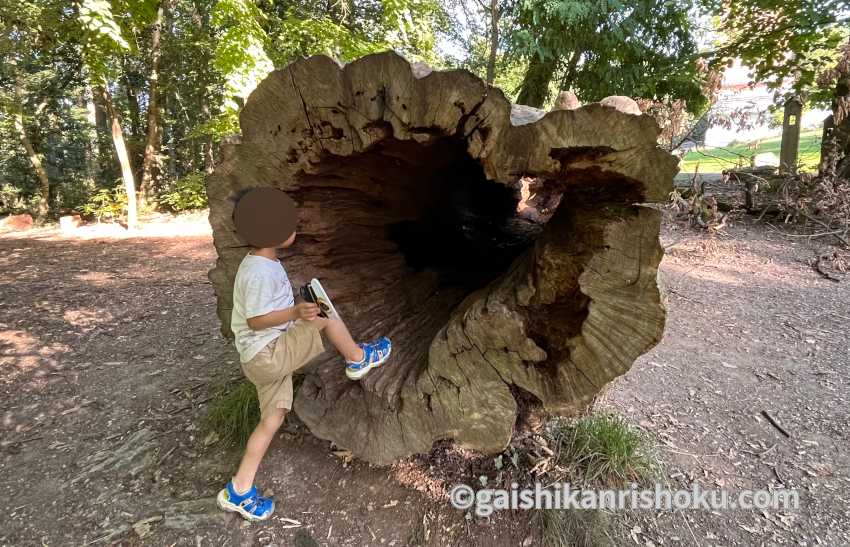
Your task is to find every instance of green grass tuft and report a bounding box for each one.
[205,379,260,448]
[532,508,613,547]
[549,413,656,487]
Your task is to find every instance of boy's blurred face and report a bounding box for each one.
[278,231,296,248]
[233,188,298,249]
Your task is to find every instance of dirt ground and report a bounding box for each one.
[1,213,848,546]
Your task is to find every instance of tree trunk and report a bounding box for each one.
[485,0,499,84]
[121,67,144,183]
[820,40,850,179]
[98,86,138,229]
[201,103,215,173]
[83,85,101,185]
[517,53,558,107]
[559,49,582,91]
[191,2,215,174]
[140,1,166,206]
[13,74,51,220]
[206,52,676,465]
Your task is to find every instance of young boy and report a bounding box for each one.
[217,188,392,521]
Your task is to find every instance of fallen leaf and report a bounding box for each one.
[332,449,353,464]
[133,515,162,538]
[203,432,219,446]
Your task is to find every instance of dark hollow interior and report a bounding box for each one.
[298,134,547,291]
[292,133,552,377]
[385,140,545,290]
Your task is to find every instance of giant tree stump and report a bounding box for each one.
[206,52,677,465]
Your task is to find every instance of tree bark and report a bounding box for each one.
[191,1,215,175]
[13,73,51,220]
[83,85,101,185]
[122,70,143,173]
[559,48,582,91]
[140,1,166,205]
[98,85,138,229]
[485,0,499,84]
[820,39,850,179]
[206,52,676,465]
[517,53,558,107]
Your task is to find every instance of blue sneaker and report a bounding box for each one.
[346,337,392,380]
[217,481,274,521]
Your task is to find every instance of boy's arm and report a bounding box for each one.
[247,302,320,330]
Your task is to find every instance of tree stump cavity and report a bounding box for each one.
[206,52,677,464]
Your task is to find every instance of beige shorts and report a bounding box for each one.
[241,320,325,418]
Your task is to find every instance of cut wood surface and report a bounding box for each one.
[206,51,677,464]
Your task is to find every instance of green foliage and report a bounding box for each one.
[211,0,274,106]
[205,379,260,448]
[78,0,131,50]
[703,0,850,105]
[272,14,386,62]
[77,0,148,84]
[57,176,97,214]
[159,172,209,212]
[547,413,656,487]
[186,114,239,142]
[511,0,706,110]
[202,0,274,139]
[380,0,447,64]
[266,0,448,66]
[0,184,39,215]
[0,0,98,217]
[0,0,723,222]
[449,19,529,97]
[80,185,128,222]
[532,508,613,547]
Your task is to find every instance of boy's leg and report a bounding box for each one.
[311,317,364,363]
[232,407,287,493]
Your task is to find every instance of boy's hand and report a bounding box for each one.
[295,302,321,321]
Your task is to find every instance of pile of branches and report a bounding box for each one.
[669,174,730,232]
[760,170,849,281]
[776,172,850,248]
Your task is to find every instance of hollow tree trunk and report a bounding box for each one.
[206,52,676,465]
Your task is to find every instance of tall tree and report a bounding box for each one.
[98,85,138,225]
[77,0,159,228]
[140,0,168,205]
[82,85,101,184]
[0,0,457,219]
[0,1,82,220]
[485,0,501,84]
[511,0,706,111]
[10,66,52,219]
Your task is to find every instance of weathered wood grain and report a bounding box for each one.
[206,51,677,464]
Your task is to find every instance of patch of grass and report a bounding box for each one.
[405,523,426,546]
[548,413,656,487]
[681,129,822,173]
[532,508,613,547]
[205,379,260,448]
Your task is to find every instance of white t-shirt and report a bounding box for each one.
[231,253,294,363]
